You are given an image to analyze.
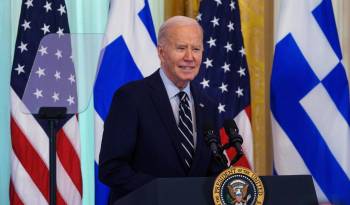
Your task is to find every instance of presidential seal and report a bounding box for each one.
[213,166,264,205]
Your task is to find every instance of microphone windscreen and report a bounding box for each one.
[223,119,238,133]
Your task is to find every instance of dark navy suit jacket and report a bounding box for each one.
[99,70,221,204]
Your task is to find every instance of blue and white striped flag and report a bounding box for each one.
[271,0,350,204]
[93,0,159,204]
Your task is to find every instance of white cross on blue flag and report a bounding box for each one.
[271,0,350,204]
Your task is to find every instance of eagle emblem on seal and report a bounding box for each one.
[227,179,250,205]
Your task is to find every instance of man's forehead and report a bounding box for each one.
[159,16,203,38]
[162,16,200,29]
[173,40,203,46]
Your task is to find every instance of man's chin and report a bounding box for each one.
[180,75,196,82]
[180,71,198,78]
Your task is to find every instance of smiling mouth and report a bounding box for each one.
[179,65,195,70]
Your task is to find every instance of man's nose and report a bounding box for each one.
[184,48,194,60]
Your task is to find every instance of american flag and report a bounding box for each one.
[195,0,254,168]
[10,0,82,204]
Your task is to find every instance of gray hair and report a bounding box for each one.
[157,16,203,46]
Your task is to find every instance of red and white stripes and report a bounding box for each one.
[10,89,82,205]
[220,107,254,169]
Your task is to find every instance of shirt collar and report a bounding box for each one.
[160,68,191,100]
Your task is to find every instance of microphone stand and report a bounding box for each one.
[213,144,229,170]
[221,134,244,167]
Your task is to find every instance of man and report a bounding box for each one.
[99,16,222,204]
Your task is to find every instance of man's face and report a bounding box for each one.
[158,24,203,89]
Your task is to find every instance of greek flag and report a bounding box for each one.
[93,0,159,204]
[271,0,350,204]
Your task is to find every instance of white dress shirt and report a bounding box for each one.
[159,68,197,149]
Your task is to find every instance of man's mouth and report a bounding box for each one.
[179,65,195,70]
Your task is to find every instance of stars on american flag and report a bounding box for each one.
[55,49,63,59]
[52,91,59,102]
[43,1,52,13]
[200,78,210,88]
[24,0,33,9]
[227,21,234,31]
[230,1,236,10]
[22,20,31,31]
[54,71,61,80]
[239,46,246,56]
[67,95,75,105]
[11,0,78,111]
[26,63,77,105]
[210,16,220,28]
[196,13,202,21]
[68,74,75,84]
[237,67,246,77]
[10,0,82,203]
[195,0,251,118]
[235,87,244,97]
[14,64,25,75]
[214,0,222,6]
[57,4,66,16]
[38,45,48,56]
[221,62,230,73]
[57,27,64,38]
[219,82,228,93]
[224,42,233,52]
[33,88,43,99]
[203,58,213,68]
[35,67,46,78]
[218,103,226,113]
[207,37,216,48]
[41,23,50,34]
[18,41,28,53]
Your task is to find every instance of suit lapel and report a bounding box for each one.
[145,70,188,173]
[188,83,206,175]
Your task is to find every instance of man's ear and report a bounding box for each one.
[157,45,164,61]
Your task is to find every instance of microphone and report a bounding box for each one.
[223,119,244,165]
[203,121,228,169]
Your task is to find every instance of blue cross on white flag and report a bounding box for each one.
[271,0,350,204]
[93,0,159,204]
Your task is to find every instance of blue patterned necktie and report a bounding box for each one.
[177,91,195,170]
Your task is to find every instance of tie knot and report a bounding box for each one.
[178,91,188,102]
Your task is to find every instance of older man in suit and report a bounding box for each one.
[99,15,222,204]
